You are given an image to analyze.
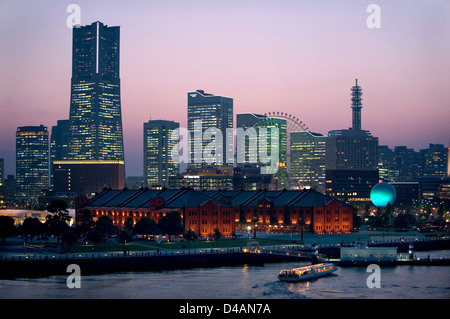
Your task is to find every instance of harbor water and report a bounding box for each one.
[0,257,449,299]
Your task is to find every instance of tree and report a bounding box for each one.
[77,209,94,241]
[45,200,72,244]
[213,227,221,241]
[86,229,102,245]
[95,215,117,242]
[183,230,198,242]
[134,217,159,239]
[157,212,184,242]
[0,216,15,244]
[61,228,78,251]
[21,217,44,244]
[123,217,135,234]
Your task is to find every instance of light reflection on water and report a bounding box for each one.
[0,261,449,299]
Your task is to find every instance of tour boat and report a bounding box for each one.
[278,263,337,282]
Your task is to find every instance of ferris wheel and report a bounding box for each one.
[262,111,310,189]
[264,111,309,153]
[264,111,309,132]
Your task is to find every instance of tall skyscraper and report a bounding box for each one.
[188,90,233,168]
[325,80,379,205]
[290,131,326,193]
[67,21,124,161]
[144,120,180,188]
[56,22,124,196]
[236,113,287,189]
[236,113,287,169]
[16,125,49,202]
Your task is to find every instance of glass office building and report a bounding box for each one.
[144,120,180,188]
[290,131,326,193]
[67,21,124,161]
[188,90,233,168]
[16,125,49,202]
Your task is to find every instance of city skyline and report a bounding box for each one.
[1,0,449,177]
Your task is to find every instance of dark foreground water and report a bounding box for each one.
[0,260,449,299]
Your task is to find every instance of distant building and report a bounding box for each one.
[143,120,179,188]
[16,125,49,203]
[420,143,448,178]
[393,146,420,181]
[325,170,379,204]
[290,131,326,193]
[188,90,233,168]
[78,188,353,236]
[68,21,124,161]
[325,80,379,206]
[78,188,235,238]
[169,167,235,191]
[50,119,70,188]
[389,182,420,208]
[67,21,124,162]
[63,22,125,194]
[236,113,288,189]
[53,160,125,196]
[326,129,378,171]
[378,145,398,182]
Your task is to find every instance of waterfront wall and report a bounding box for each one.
[0,250,302,279]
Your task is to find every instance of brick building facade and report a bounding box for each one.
[77,188,353,237]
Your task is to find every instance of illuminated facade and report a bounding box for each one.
[236,113,287,189]
[67,21,124,161]
[290,131,326,193]
[188,90,233,168]
[78,188,352,236]
[236,113,287,168]
[16,125,49,202]
[143,120,179,188]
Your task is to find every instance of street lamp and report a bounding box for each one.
[247,225,251,239]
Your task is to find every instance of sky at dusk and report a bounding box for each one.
[0,0,449,177]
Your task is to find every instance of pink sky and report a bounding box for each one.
[1,0,449,176]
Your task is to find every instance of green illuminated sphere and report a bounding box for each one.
[370,182,396,207]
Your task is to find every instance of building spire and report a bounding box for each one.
[351,78,363,130]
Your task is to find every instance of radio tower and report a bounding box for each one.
[351,79,363,130]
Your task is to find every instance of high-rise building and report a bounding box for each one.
[67,21,124,161]
[325,80,379,205]
[420,143,448,178]
[290,131,326,193]
[236,113,287,168]
[143,120,179,188]
[393,146,420,180]
[236,113,287,189]
[50,119,70,188]
[188,90,233,168]
[58,22,124,196]
[16,125,49,202]
[326,129,378,171]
